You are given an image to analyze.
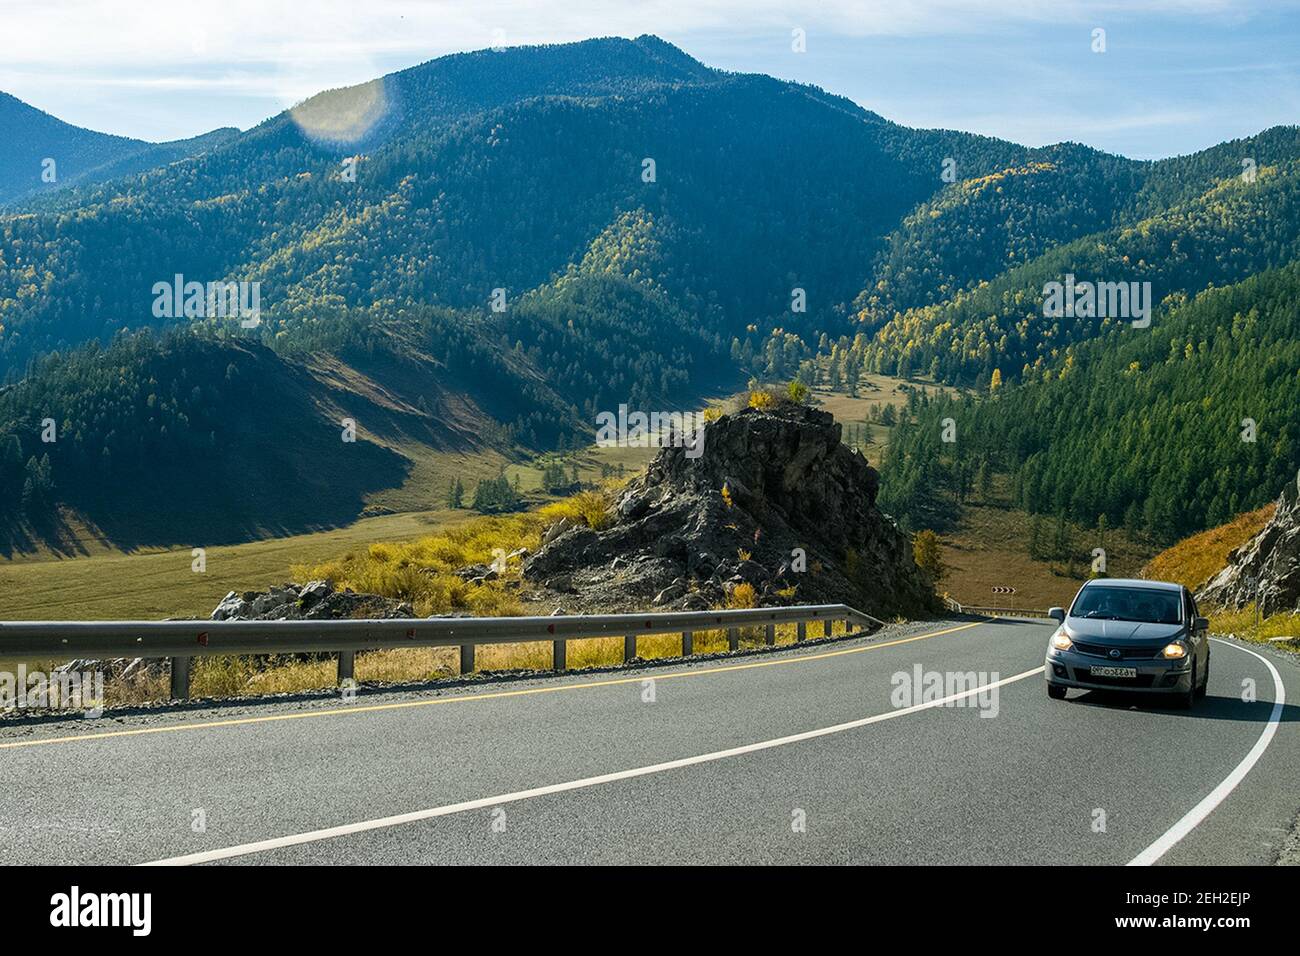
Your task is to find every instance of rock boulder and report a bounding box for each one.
[1199,473,1300,615]
[523,402,934,616]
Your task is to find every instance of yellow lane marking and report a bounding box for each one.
[1,621,985,750]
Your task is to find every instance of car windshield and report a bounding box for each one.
[1070,586,1182,625]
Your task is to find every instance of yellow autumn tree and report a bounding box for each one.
[913,530,945,581]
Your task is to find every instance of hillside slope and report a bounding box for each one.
[864,137,1300,385]
[0,326,498,549]
[1141,505,1275,591]
[879,261,1300,543]
[0,91,236,206]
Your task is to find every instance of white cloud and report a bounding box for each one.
[2,0,1283,73]
[1,0,1291,149]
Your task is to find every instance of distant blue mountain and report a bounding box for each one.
[0,91,237,206]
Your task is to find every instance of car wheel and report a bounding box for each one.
[1047,683,1067,700]
[1196,655,1209,698]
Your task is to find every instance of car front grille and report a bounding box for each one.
[1072,641,1161,660]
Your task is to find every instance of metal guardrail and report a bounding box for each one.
[962,606,1052,619]
[0,604,884,701]
[943,597,1052,619]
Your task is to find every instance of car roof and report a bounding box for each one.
[1079,578,1182,592]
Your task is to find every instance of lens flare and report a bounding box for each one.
[290,77,390,145]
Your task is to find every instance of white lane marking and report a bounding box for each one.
[1128,638,1287,866]
[140,666,1046,865]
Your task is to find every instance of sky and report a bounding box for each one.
[1,0,1298,159]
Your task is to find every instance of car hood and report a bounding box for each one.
[1065,618,1184,642]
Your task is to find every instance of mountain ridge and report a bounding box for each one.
[1,35,1297,552]
[0,91,238,207]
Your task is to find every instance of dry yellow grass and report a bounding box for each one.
[294,514,545,618]
[1207,605,1300,648]
[293,488,620,618]
[938,497,1159,610]
[538,490,618,531]
[74,620,852,708]
[1140,504,1276,592]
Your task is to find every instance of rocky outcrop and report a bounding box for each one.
[523,403,934,616]
[52,582,416,682]
[1199,473,1300,614]
[210,580,414,621]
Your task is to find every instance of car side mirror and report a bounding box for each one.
[1049,607,1065,623]
[1195,616,1210,632]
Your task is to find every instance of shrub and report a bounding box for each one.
[538,489,615,530]
[727,581,758,608]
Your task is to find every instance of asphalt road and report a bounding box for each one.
[1,617,1297,865]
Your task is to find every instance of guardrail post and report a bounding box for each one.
[765,623,775,646]
[337,650,354,683]
[682,630,693,656]
[170,656,191,701]
[727,627,739,651]
[823,619,833,638]
[552,639,566,670]
[459,644,474,675]
[797,621,806,642]
[624,634,636,662]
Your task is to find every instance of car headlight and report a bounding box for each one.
[1161,641,1188,659]
[1051,630,1073,651]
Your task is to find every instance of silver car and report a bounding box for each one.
[1045,578,1210,708]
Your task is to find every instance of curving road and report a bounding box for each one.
[1,617,1297,866]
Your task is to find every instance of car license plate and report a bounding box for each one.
[1090,665,1137,678]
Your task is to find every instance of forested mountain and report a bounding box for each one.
[0,330,414,549]
[0,35,1026,541]
[857,144,1146,323]
[860,128,1300,387]
[0,92,237,207]
[0,35,1297,547]
[0,41,1030,377]
[879,262,1300,543]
